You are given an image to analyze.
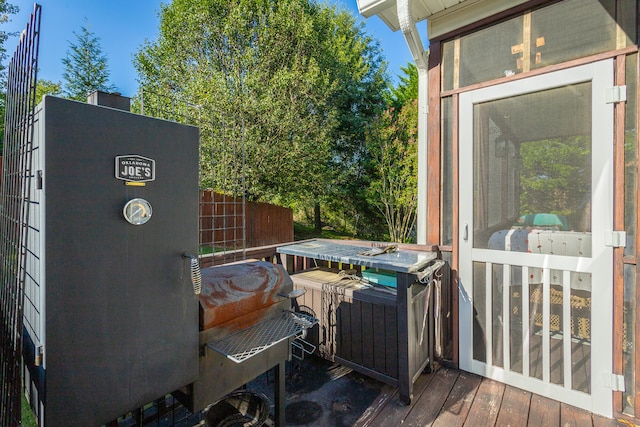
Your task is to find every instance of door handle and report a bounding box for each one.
[463,223,468,242]
[182,253,202,295]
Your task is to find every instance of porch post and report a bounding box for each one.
[417,66,429,244]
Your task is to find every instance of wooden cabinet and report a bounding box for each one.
[278,240,442,404]
[291,268,400,383]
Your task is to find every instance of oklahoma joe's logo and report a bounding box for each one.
[115,155,156,182]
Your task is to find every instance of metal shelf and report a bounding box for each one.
[207,311,317,363]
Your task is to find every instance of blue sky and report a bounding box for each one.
[5,1,428,98]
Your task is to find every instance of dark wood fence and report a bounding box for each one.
[199,190,293,252]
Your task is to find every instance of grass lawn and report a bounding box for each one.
[293,222,353,241]
[22,395,37,427]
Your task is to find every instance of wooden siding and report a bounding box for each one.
[427,41,442,246]
[613,53,627,417]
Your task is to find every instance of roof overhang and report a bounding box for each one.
[357,0,530,40]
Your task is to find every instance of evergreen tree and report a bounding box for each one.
[389,62,418,107]
[62,21,115,101]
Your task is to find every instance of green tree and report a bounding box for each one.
[366,99,419,242]
[62,21,115,101]
[317,5,388,235]
[388,62,418,108]
[0,0,17,82]
[362,62,421,242]
[135,0,388,234]
[136,0,332,200]
[519,137,591,228]
[0,0,18,154]
[34,79,62,104]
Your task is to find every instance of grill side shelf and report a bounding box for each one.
[206,311,318,363]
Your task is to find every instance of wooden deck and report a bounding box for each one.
[354,366,626,427]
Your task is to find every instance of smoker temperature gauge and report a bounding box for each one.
[123,198,152,225]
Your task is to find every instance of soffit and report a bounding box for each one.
[357,0,530,39]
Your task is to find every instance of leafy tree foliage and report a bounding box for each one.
[0,0,17,153]
[62,21,115,101]
[137,0,329,198]
[317,7,389,234]
[35,79,62,104]
[366,100,418,242]
[519,137,591,229]
[388,62,418,108]
[363,61,421,242]
[134,0,388,235]
[0,0,17,84]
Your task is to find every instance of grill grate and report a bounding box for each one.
[207,311,317,363]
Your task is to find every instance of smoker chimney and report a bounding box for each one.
[87,90,131,112]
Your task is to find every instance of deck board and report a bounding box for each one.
[463,377,505,427]
[354,366,627,427]
[560,402,594,426]
[527,394,560,426]
[495,386,531,426]
[432,371,481,427]
[402,367,458,426]
[366,367,435,426]
[352,384,397,427]
[592,414,626,427]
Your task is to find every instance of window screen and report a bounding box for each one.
[441,0,637,91]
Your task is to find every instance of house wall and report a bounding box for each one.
[425,0,639,420]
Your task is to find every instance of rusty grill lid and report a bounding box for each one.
[198,260,292,331]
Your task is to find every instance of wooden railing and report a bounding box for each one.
[199,243,283,268]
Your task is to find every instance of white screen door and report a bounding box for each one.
[459,60,614,417]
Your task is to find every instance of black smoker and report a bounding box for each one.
[21,93,310,426]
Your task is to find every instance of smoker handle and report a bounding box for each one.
[182,253,202,295]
